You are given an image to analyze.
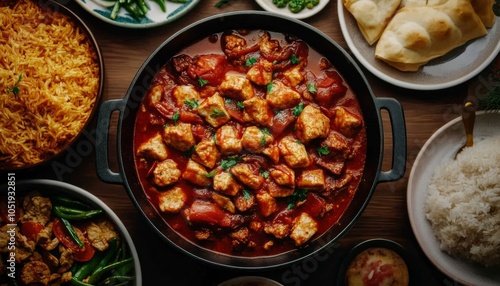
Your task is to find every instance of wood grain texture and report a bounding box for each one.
[15,1,474,285]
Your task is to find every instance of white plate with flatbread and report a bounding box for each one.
[338,1,500,90]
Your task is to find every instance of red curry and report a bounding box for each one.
[133,30,367,256]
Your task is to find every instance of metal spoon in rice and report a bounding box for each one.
[455,101,475,159]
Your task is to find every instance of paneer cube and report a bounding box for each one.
[266,80,301,109]
[172,85,200,107]
[262,143,280,164]
[234,190,255,212]
[163,123,195,152]
[270,164,295,187]
[246,59,273,85]
[153,159,181,187]
[241,126,273,153]
[230,163,265,190]
[278,136,310,168]
[333,106,363,137]
[215,125,242,155]
[264,221,291,239]
[243,97,273,126]
[266,181,295,198]
[191,139,220,168]
[290,212,318,246]
[136,133,168,160]
[256,191,277,217]
[212,193,236,213]
[322,131,351,159]
[197,92,231,128]
[219,74,255,101]
[148,85,164,105]
[158,187,187,213]
[295,105,330,143]
[297,169,326,191]
[182,159,212,187]
[213,171,243,196]
[283,65,304,87]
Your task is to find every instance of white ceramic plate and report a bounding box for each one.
[255,0,330,19]
[337,1,500,90]
[407,111,500,285]
[75,0,200,28]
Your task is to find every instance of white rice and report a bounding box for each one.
[425,135,500,267]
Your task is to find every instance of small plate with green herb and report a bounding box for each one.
[75,0,200,28]
[255,0,330,20]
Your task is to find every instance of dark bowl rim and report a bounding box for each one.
[336,238,418,286]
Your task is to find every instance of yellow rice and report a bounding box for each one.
[0,0,100,169]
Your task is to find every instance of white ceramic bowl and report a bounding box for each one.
[15,179,142,286]
[255,0,330,19]
[407,111,500,285]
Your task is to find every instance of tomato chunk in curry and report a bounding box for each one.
[133,30,367,256]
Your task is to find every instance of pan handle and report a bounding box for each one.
[375,97,407,183]
[95,99,126,184]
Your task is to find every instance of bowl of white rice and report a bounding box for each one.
[407,111,500,286]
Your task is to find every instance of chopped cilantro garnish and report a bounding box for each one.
[184,99,199,109]
[290,54,300,65]
[236,101,245,110]
[7,74,22,97]
[266,82,274,94]
[198,77,209,87]
[260,168,269,179]
[205,170,216,178]
[307,82,317,94]
[292,102,304,117]
[245,57,257,67]
[172,111,180,125]
[242,189,252,200]
[260,128,271,146]
[287,189,308,209]
[317,146,330,157]
[220,156,242,170]
[210,108,226,118]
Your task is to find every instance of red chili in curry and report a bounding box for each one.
[133,30,367,256]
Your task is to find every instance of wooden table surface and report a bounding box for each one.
[17,0,479,285]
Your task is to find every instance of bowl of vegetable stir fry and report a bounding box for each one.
[0,179,141,286]
[75,0,200,28]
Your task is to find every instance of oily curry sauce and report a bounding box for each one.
[133,30,367,256]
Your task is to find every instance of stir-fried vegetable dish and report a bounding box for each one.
[0,192,135,285]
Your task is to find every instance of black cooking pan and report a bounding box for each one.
[95,11,406,270]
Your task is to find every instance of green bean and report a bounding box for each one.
[110,1,121,19]
[53,206,103,221]
[136,0,149,15]
[154,0,166,12]
[123,2,144,19]
[71,278,93,286]
[87,238,119,284]
[88,258,134,283]
[72,250,107,282]
[96,276,134,286]
[60,217,84,248]
[52,196,92,210]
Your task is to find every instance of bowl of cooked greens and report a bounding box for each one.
[0,179,141,286]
